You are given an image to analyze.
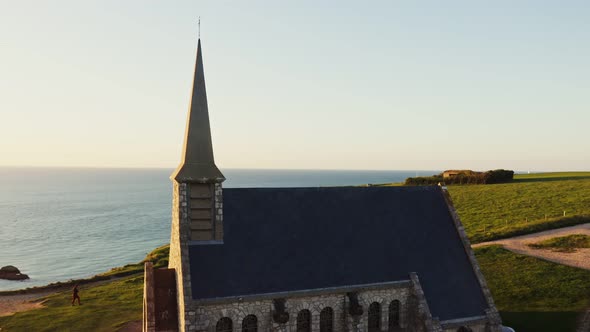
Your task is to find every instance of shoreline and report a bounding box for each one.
[0,243,169,296]
[0,269,142,296]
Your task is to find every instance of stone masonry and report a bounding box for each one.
[184,283,410,332]
[169,181,192,332]
[169,180,225,332]
[174,276,490,332]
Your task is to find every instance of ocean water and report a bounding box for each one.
[0,167,437,291]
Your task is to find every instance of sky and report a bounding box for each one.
[1,1,589,171]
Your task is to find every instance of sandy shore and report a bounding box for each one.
[473,223,590,270]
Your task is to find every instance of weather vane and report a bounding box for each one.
[198,17,201,38]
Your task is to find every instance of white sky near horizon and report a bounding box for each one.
[1,1,589,172]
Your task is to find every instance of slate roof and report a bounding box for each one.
[188,186,489,321]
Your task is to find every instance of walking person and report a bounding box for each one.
[71,284,81,306]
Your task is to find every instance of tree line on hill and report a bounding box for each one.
[405,169,514,186]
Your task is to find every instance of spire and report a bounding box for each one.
[171,39,225,183]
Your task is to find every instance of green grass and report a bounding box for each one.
[0,245,170,332]
[476,245,590,332]
[447,172,590,243]
[100,244,169,277]
[0,276,143,332]
[514,172,590,182]
[528,234,590,253]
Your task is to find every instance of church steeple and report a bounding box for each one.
[171,38,225,183]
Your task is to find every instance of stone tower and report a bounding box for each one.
[168,38,225,331]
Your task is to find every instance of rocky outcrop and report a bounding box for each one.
[0,265,29,280]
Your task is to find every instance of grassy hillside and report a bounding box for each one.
[448,172,590,243]
[475,245,590,332]
[0,245,170,332]
[0,276,143,332]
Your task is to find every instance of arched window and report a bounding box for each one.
[216,317,233,332]
[388,300,400,330]
[368,302,381,332]
[457,327,473,332]
[297,309,311,332]
[320,307,334,332]
[242,315,257,332]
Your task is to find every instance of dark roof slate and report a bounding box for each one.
[188,186,489,321]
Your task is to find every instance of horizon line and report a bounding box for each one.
[1,165,584,173]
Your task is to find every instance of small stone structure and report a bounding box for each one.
[442,170,476,179]
[144,37,504,332]
[144,262,179,332]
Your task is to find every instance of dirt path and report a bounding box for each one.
[0,290,52,317]
[473,223,590,270]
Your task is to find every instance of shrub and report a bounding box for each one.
[404,169,514,186]
[404,175,443,186]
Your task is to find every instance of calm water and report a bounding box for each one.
[0,167,437,291]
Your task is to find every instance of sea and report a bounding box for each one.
[0,167,438,291]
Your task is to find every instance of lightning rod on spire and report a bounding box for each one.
[198,17,201,39]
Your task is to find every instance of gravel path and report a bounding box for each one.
[473,223,590,271]
[0,291,51,317]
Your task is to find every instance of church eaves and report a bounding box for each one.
[171,39,225,183]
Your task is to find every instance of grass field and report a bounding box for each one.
[0,245,170,332]
[447,172,590,243]
[528,234,590,252]
[475,245,590,332]
[100,244,169,277]
[0,275,143,332]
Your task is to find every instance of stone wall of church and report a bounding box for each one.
[169,181,193,332]
[182,284,411,332]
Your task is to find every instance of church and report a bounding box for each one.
[142,38,503,332]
